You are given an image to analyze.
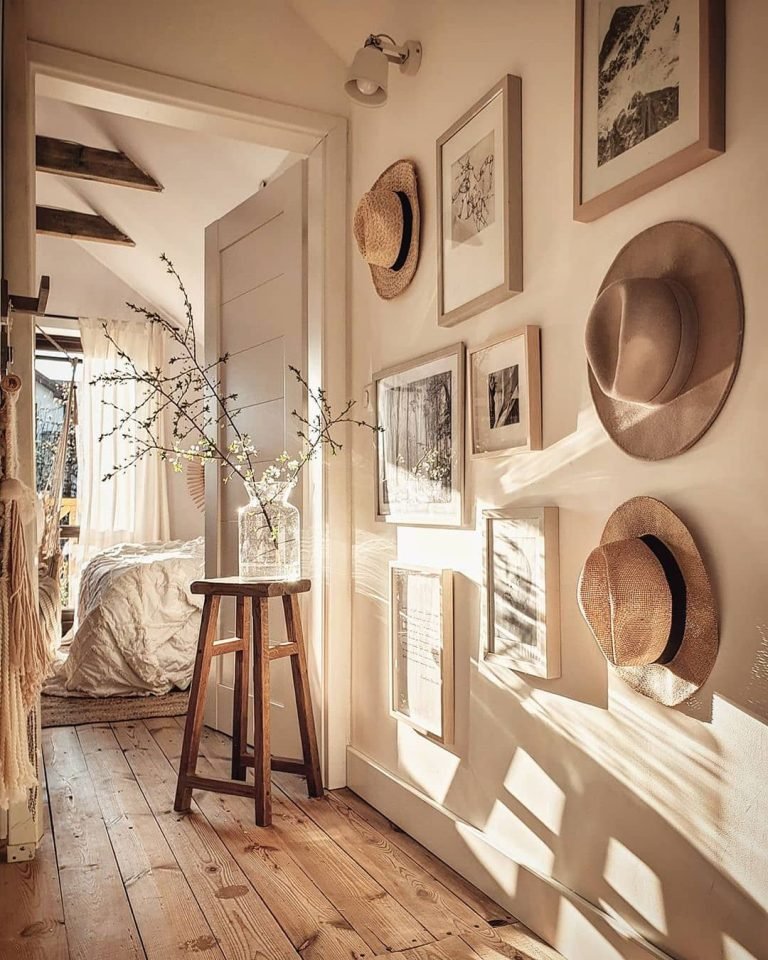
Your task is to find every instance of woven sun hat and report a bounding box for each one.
[586,221,744,461]
[354,159,420,300]
[578,497,718,707]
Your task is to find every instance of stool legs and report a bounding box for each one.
[252,598,272,826]
[174,595,220,813]
[231,596,251,781]
[283,594,324,798]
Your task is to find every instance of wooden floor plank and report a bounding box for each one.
[275,772,489,940]
[334,788,515,925]
[112,720,301,960]
[75,724,224,960]
[42,727,145,960]
[463,924,564,960]
[373,934,483,959]
[0,776,69,960]
[145,717,372,960]
[154,716,434,955]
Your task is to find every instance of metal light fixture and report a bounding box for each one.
[345,34,422,107]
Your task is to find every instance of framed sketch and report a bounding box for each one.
[437,75,523,327]
[574,0,725,221]
[390,563,454,744]
[484,507,561,679]
[374,344,465,527]
[469,326,541,459]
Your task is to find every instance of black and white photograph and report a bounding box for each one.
[469,327,541,458]
[374,345,465,526]
[390,564,455,744]
[451,130,496,244]
[437,75,522,326]
[488,363,519,429]
[597,0,681,167]
[485,508,561,679]
[575,0,725,221]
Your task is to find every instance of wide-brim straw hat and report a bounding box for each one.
[354,159,420,300]
[586,221,744,461]
[578,497,718,706]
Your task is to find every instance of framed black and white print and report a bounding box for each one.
[574,0,724,221]
[484,507,561,679]
[374,344,465,527]
[437,75,523,327]
[469,326,542,459]
[390,563,454,744]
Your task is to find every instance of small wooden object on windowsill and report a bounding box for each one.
[174,577,323,827]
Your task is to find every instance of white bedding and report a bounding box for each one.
[44,538,204,698]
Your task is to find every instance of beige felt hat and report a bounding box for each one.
[586,221,744,461]
[354,159,420,300]
[578,497,718,706]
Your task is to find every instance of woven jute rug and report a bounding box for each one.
[41,689,190,728]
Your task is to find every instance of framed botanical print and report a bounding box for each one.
[374,344,465,527]
[437,75,523,327]
[484,507,561,679]
[574,0,725,221]
[469,326,542,459]
[390,563,454,744]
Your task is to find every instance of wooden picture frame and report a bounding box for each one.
[484,507,561,679]
[468,325,542,459]
[437,75,523,327]
[390,563,455,745]
[574,0,725,222]
[374,343,466,527]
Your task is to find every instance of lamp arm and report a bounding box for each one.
[366,33,410,65]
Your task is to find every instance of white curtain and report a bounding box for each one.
[77,318,170,565]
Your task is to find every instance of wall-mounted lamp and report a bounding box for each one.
[345,34,422,107]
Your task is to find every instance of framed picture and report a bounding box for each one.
[484,507,561,679]
[437,75,523,327]
[469,326,542,459]
[374,344,465,527]
[574,0,725,221]
[390,563,454,744]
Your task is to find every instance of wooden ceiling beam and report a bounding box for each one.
[36,135,163,191]
[36,206,135,246]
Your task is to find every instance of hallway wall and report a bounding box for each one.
[344,3,768,960]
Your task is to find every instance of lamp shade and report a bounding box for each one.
[345,44,388,106]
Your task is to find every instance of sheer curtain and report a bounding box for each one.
[77,318,170,565]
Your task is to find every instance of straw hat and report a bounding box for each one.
[586,221,744,460]
[578,497,718,706]
[354,159,420,299]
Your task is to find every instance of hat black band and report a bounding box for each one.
[640,534,687,664]
[390,191,413,272]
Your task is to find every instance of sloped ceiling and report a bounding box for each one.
[35,97,295,326]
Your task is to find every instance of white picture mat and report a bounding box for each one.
[471,335,530,454]
[441,91,506,314]
[376,350,463,526]
[391,566,448,738]
[581,0,701,202]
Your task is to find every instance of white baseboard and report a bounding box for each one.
[347,746,672,960]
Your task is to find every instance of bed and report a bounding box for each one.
[44,537,205,698]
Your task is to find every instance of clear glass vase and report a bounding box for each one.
[238,481,301,581]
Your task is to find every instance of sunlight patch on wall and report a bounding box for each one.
[503,747,566,836]
[602,838,667,936]
[556,899,628,960]
[485,796,556,873]
[397,724,461,806]
[721,934,763,960]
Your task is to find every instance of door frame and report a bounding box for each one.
[28,41,353,790]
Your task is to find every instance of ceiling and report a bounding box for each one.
[35,97,295,326]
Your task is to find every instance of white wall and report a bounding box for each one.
[347,3,768,960]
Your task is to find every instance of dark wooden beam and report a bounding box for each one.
[36,206,135,246]
[36,135,163,191]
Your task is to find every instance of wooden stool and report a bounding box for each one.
[174,577,323,826]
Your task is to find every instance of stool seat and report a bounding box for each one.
[174,577,323,826]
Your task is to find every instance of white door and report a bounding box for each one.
[204,159,307,760]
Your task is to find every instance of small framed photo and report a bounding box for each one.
[574,0,725,221]
[437,75,523,327]
[374,344,465,527]
[390,563,454,744]
[469,326,542,459]
[484,507,560,679]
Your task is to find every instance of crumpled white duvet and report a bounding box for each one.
[44,538,204,698]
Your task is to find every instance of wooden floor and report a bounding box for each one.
[0,717,562,960]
